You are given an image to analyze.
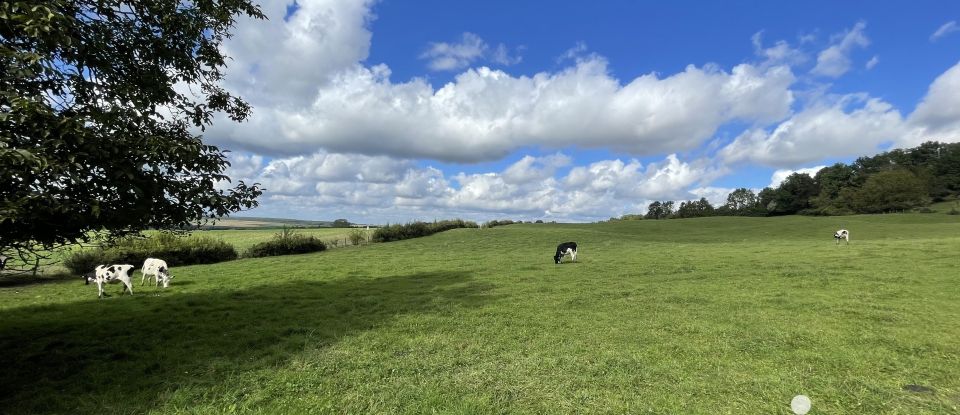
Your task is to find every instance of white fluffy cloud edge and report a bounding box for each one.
[207,0,960,223]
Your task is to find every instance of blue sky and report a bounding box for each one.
[207,0,960,223]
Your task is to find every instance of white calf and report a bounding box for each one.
[834,229,850,245]
[90,264,135,298]
[141,258,174,288]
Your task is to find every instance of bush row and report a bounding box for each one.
[245,228,327,258]
[372,219,478,243]
[483,219,518,228]
[64,233,237,274]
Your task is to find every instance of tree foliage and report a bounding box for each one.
[1,1,265,257]
[849,169,929,213]
[766,173,818,215]
[675,197,714,218]
[644,200,674,219]
[614,142,958,222]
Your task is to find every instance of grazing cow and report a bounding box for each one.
[91,264,135,298]
[834,229,850,245]
[141,258,174,288]
[554,242,578,264]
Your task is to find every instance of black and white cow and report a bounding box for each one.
[141,257,174,288]
[834,229,850,245]
[554,242,578,264]
[89,264,135,298]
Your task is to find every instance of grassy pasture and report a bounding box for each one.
[1,214,958,414]
[201,228,371,252]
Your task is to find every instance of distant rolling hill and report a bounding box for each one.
[202,216,335,229]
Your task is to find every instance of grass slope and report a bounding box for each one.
[1,214,958,414]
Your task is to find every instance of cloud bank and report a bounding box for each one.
[203,2,960,222]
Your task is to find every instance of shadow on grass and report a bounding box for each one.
[0,271,493,414]
[0,272,78,288]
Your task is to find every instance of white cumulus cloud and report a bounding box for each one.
[225,151,723,222]
[207,1,795,162]
[811,22,870,78]
[903,60,960,146]
[768,166,827,188]
[720,94,905,167]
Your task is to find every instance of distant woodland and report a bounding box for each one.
[630,141,960,220]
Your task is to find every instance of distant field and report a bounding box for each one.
[201,228,372,251]
[204,216,334,229]
[1,214,959,414]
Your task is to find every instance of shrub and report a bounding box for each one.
[348,229,368,246]
[372,219,478,243]
[484,219,517,228]
[948,208,960,215]
[64,233,237,274]
[245,227,327,258]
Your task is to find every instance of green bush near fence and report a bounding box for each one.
[372,219,478,243]
[244,227,327,258]
[63,233,237,274]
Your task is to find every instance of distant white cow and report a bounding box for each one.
[834,229,850,245]
[89,264,135,298]
[141,258,174,288]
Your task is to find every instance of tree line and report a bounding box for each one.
[617,141,960,220]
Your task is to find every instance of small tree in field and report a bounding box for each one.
[1,1,265,268]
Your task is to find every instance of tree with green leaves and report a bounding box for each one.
[810,163,856,214]
[723,188,757,215]
[1,1,265,267]
[676,197,715,218]
[850,169,929,213]
[767,173,818,215]
[644,200,674,219]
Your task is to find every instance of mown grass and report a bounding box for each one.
[1,214,958,414]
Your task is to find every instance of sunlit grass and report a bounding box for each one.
[1,214,958,413]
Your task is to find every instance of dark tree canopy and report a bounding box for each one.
[767,173,818,215]
[1,1,265,256]
[723,188,758,214]
[850,169,929,213]
[675,197,714,218]
[644,200,674,219]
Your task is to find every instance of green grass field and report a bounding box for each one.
[1,214,959,414]
[200,228,372,252]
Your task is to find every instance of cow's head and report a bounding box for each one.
[160,273,174,288]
